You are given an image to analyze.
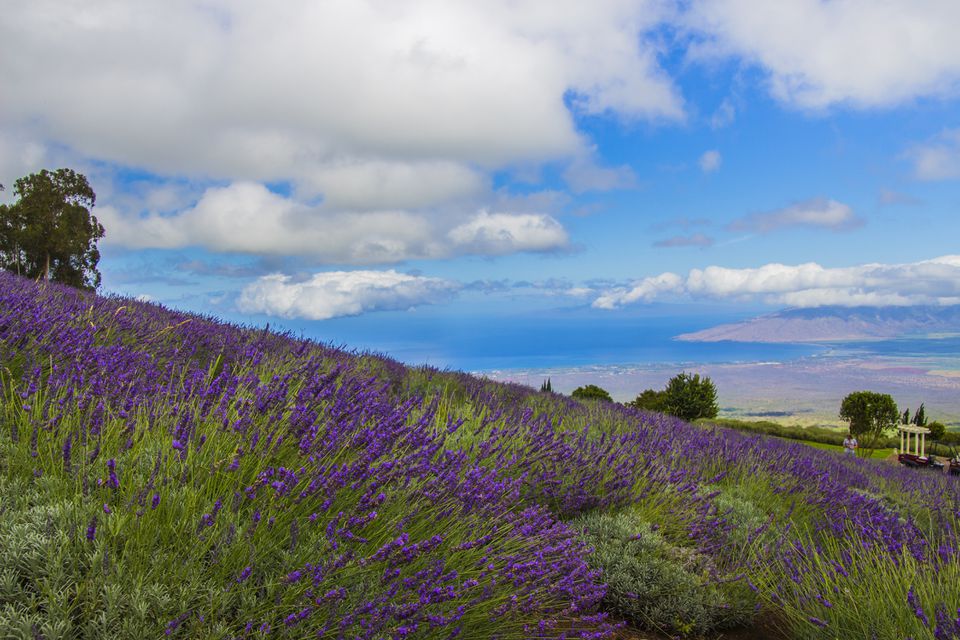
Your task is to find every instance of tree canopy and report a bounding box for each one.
[627,388,666,412]
[661,372,718,421]
[839,391,899,452]
[571,384,613,403]
[628,372,719,422]
[0,168,104,290]
[927,421,947,441]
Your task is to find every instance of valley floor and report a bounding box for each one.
[484,351,960,428]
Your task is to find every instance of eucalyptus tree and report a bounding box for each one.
[0,168,104,290]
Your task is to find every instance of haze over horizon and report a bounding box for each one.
[3,1,960,366]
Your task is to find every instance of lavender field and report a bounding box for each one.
[1,271,959,639]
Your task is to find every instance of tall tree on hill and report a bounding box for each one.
[912,404,926,427]
[839,391,900,454]
[0,169,104,290]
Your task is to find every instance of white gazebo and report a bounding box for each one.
[897,424,932,458]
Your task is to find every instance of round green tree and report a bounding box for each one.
[927,421,946,441]
[628,389,666,412]
[661,372,718,421]
[839,391,899,453]
[571,384,613,403]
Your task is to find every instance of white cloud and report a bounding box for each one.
[0,1,688,263]
[698,150,722,173]
[0,0,682,185]
[593,255,960,309]
[99,182,568,263]
[592,272,685,309]
[684,0,960,109]
[907,128,960,180]
[728,198,862,233]
[447,211,569,255]
[0,134,48,199]
[237,270,460,320]
[301,160,487,211]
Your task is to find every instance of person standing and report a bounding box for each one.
[843,433,858,456]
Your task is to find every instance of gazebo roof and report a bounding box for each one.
[897,425,931,434]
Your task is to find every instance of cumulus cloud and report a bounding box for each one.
[302,160,487,211]
[593,255,960,309]
[684,0,960,109]
[237,270,460,320]
[592,272,685,309]
[698,150,722,173]
[653,233,714,248]
[906,128,960,180]
[0,0,682,184]
[0,1,691,263]
[98,182,569,263]
[727,198,863,233]
[447,211,569,256]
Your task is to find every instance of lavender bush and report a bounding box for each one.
[1,271,959,639]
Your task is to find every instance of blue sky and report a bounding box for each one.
[3,1,960,365]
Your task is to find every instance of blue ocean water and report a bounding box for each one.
[281,307,825,372]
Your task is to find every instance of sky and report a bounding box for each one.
[3,0,960,366]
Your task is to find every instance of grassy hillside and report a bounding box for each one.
[1,272,959,639]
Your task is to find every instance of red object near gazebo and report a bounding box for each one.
[896,424,944,471]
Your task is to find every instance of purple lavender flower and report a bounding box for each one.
[106,458,119,489]
[908,587,930,627]
[62,434,73,473]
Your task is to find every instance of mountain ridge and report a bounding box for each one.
[675,305,960,343]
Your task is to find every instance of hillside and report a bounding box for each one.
[1,272,959,639]
[676,305,960,343]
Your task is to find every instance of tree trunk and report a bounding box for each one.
[44,251,50,280]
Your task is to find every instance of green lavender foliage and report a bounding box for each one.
[571,511,757,636]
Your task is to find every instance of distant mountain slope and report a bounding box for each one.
[676,305,960,343]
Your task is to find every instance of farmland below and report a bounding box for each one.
[2,272,960,639]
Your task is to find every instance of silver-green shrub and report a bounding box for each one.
[572,510,757,635]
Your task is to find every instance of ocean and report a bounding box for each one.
[296,308,821,371]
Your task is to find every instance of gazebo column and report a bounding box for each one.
[921,432,926,458]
